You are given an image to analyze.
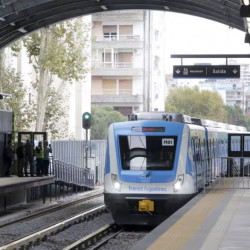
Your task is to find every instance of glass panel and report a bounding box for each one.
[244,136,250,151]
[119,135,177,171]
[231,136,241,152]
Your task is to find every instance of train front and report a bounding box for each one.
[104,120,195,226]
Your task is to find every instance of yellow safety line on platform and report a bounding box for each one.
[148,189,228,250]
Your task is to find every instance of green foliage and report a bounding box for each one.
[91,105,127,139]
[43,86,69,139]
[23,19,90,83]
[165,86,227,122]
[224,104,249,128]
[10,41,22,57]
[1,67,35,131]
[21,17,91,137]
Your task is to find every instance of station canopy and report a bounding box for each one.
[0,0,248,49]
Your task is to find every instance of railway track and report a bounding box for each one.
[0,189,103,228]
[0,205,107,250]
[63,223,123,250]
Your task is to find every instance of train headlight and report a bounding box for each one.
[111,174,121,191]
[174,174,184,192]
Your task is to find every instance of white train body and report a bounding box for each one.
[104,112,245,225]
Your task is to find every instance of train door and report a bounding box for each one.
[228,134,242,158]
[228,134,250,177]
[191,137,202,192]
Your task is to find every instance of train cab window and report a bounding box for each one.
[119,135,177,171]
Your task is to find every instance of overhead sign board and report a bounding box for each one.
[173,65,240,79]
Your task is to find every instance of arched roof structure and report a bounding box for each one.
[0,0,246,49]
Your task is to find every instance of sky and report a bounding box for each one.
[164,12,250,74]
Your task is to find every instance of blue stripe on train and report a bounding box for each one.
[105,137,110,174]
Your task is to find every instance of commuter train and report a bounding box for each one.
[104,112,247,226]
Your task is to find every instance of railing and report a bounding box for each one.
[92,88,133,96]
[203,156,250,192]
[92,62,133,69]
[94,35,140,42]
[50,158,94,189]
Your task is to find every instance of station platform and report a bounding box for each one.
[0,175,55,213]
[0,175,55,194]
[0,185,104,227]
[132,187,250,250]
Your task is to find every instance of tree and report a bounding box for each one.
[43,86,69,139]
[22,17,90,136]
[0,52,6,110]
[165,86,227,122]
[1,66,35,132]
[224,104,249,128]
[91,105,127,139]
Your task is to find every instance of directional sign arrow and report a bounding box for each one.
[175,69,181,74]
[232,69,238,74]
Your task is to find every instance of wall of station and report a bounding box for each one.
[0,110,13,176]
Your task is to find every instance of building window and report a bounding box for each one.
[119,25,133,40]
[119,79,132,95]
[103,79,116,95]
[117,53,133,68]
[103,25,117,40]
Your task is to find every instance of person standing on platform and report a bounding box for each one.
[35,141,44,176]
[3,140,14,177]
[43,141,52,176]
[16,142,27,177]
[25,139,34,176]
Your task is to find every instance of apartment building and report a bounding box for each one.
[91,10,166,116]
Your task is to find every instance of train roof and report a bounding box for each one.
[191,117,247,131]
[128,112,247,132]
[128,112,192,124]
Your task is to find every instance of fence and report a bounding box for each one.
[51,140,107,184]
[50,159,94,189]
[203,156,250,192]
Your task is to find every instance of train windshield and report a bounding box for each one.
[119,135,177,171]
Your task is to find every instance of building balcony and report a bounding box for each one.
[92,11,144,21]
[92,35,143,49]
[91,89,143,105]
[226,96,242,101]
[91,62,143,76]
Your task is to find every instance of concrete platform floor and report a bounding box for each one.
[132,188,250,250]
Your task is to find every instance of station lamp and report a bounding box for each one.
[82,112,92,130]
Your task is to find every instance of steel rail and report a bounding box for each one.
[0,190,103,228]
[0,205,106,250]
[63,223,123,250]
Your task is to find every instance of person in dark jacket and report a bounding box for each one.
[17,142,27,177]
[3,140,14,177]
[25,139,34,176]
